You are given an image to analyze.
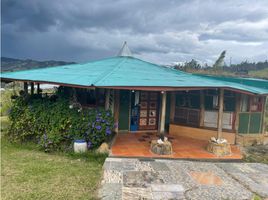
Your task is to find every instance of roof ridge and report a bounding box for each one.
[92,57,127,86]
[0,56,120,75]
[131,57,192,76]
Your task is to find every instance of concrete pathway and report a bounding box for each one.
[98,158,268,200]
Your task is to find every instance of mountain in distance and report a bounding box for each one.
[1,57,76,72]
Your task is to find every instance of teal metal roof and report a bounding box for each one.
[194,74,268,90]
[1,56,268,95]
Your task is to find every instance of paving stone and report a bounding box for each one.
[189,171,223,185]
[184,186,253,200]
[106,157,123,162]
[102,170,122,184]
[105,160,136,171]
[151,161,170,171]
[103,161,122,170]
[152,191,184,200]
[217,163,268,198]
[98,158,268,200]
[98,183,122,200]
[123,171,164,187]
[135,161,153,171]
[122,186,152,200]
[151,184,184,192]
[158,171,178,184]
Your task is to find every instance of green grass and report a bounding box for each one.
[265,100,268,132]
[1,116,9,133]
[1,137,107,200]
[243,144,268,164]
[249,68,268,80]
[253,194,263,200]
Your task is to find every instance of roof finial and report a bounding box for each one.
[117,41,132,57]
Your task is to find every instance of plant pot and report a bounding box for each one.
[74,139,87,153]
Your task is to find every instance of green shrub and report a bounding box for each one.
[0,89,18,116]
[7,95,114,152]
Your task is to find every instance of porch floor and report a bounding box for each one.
[111,132,242,160]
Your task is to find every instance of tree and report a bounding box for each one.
[174,59,201,72]
[213,50,226,70]
[184,59,201,71]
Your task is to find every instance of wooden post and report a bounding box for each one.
[169,92,176,123]
[262,96,267,134]
[23,82,28,94]
[235,93,241,133]
[114,90,120,133]
[160,91,167,133]
[105,89,110,110]
[199,90,205,127]
[37,83,40,94]
[30,82,34,95]
[217,88,224,139]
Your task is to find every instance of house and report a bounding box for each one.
[1,43,268,151]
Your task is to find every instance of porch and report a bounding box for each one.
[111,132,242,160]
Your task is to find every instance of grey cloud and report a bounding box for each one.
[1,0,268,64]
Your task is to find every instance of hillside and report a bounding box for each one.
[1,57,75,72]
[248,68,268,80]
[174,59,268,80]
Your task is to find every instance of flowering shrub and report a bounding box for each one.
[8,95,114,152]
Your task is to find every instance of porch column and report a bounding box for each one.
[160,91,167,133]
[105,89,110,110]
[217,88,224,139]
[262,96,267,134]
[23,82,28,94]
[235,93,241,134]
[169,92,175,123]
[30,82,34,95]
[199,90,205,127]
[114,90,120,133]
[37,83,40,94]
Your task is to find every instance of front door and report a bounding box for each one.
[119,90,130,131]
[139,91,159,130]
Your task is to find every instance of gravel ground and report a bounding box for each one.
[98,158,268,200]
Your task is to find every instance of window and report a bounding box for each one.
[223,90,236,112]
[174,91,200,127]
[250,96,262,112]
[76,88,105,107]
[205,89,236,111]
[205,89,219,110]
[241,94,249,112]
[241,95,263,112]
[175,91,200,109]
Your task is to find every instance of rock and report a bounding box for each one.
[97,142,109,154]
[207,140,231,156]
[211,137,217,142]
[157,139,164,144]
[151,140,173,155]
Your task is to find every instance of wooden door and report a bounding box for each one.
[119,90,130,130]
[139,91,159,130]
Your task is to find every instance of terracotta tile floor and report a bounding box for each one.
[111,132,242,160]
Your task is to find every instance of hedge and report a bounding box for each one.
[7,94,114,152]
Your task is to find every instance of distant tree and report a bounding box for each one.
[213,50,226,70]
[174,59,201,72]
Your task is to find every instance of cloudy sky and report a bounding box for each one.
[2,0,268,65]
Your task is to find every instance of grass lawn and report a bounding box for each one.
[1,136,107,200]
[1,116,9,132]
[248,68,268,80]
